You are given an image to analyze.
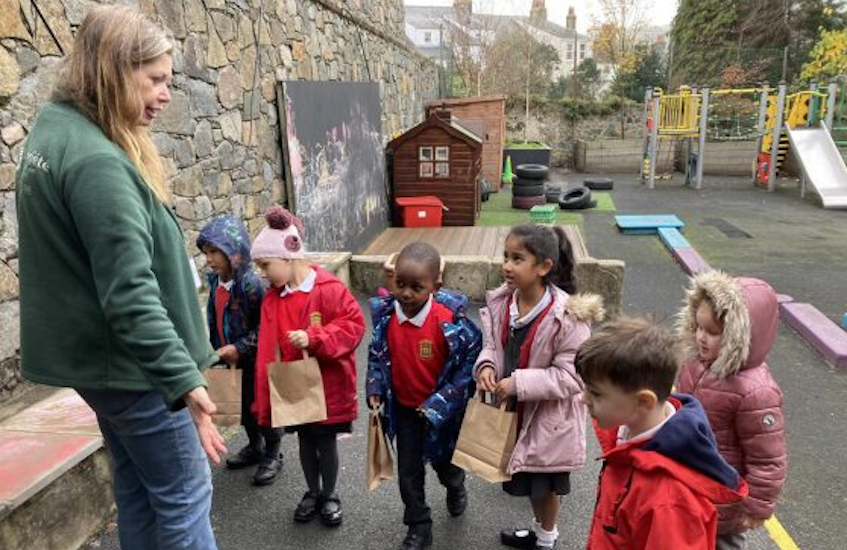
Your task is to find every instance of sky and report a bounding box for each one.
[402,0,680,33]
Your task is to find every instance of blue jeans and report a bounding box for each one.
[78,389,218,550]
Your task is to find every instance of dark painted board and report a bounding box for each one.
[278,81,386,253]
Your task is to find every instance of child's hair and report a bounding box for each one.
[396,242,441,282]
[508,224,576,293]
[575,316,679,402]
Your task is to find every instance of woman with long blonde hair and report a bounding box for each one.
[17,6,225,549]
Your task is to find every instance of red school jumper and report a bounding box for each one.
[387,300,453,408]
[252,267,365,427]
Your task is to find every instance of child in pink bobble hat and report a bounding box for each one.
[251,206,366,527]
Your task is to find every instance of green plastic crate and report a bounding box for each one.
[530,204,556,224]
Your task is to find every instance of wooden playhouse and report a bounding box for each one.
[387,110,483,227]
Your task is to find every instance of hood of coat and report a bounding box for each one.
[677,271,778,378]
[196,215,253,283]
[484,283,605,325]
[607,394,747,506]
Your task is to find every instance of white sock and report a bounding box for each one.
[536,525,559,548]
[531,517,542,534]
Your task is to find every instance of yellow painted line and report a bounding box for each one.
[765,516,802,550]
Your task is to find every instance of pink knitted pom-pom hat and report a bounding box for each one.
[250,206,307,260]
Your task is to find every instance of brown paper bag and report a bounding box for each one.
[267,347,327,428]
[367,410,394,491]
[203,365,242,427]
[451,393,518,483]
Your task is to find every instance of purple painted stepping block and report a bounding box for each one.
[776,294,794,305]
[780,302,847,369]
[672,247,712,276]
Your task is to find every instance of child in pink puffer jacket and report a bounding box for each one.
[677,271,788,550]
[475,224,603,550]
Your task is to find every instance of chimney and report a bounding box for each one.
[530,0,547,22]
[454,0,472,20]
[566,6,576,31]
[433,108,452,123]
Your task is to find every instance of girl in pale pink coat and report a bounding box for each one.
[476,224,603,550]
[677,271,787,550]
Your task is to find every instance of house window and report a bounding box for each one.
[435,147,450,161]
[435,163,450,178]
[566,43,573,60]
[419,147,433,161]
[420,163,433,178]
[580,43,587,60]
[424,31,432,43]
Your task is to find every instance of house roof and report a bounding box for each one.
[405,6,452,29]
[405,6,588,41]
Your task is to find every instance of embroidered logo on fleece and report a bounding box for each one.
[762,414,777,428]
[419,340,434,360]
[310,312,322,327]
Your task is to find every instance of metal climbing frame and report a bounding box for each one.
[644,83,843,193]
[642,88,703,190]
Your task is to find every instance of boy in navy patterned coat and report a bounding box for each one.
[366,242,482,550]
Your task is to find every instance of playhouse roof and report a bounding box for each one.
[387,112,483,150]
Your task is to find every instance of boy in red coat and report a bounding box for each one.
[251,207,365,527]
[575,316,748,550]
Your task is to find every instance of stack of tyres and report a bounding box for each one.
[511,164,548,209]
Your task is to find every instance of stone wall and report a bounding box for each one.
[506,102,645,168]
[0,0,439,402]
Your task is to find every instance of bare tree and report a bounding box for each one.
[590,0,649,68]
[444,8,500,96]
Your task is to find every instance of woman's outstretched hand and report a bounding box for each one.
[184,386,228,465]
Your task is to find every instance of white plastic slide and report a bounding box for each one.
[786,123,847,208]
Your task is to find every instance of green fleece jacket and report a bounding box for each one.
[16,101,217,408]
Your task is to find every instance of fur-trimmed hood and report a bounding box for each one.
[677,271,778,378]
[484,283,606,325]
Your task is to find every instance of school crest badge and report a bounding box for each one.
[310,312,323,327]
[419,340,434,360]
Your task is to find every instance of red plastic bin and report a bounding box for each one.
[395,196,445,228]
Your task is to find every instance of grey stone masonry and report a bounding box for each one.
[0,0,439,402]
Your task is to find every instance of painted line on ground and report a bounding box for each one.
[766,516,802,550]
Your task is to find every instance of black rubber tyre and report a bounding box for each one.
[511,195,547,209]
[512,176,544,188]
[480,178,491,202]
[512,182,545,197]
[584,177,614,190]
[559,187,592,210]
[545,187,563,203]
[514,164,549,180]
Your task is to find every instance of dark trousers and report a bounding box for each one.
[395,405,465,535]
[241,360,283,449]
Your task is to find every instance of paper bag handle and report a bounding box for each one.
[274,343,310,362]
[476,390,509,412]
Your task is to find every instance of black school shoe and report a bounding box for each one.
[226,444,264,469]
[446,484,468,516]
[319,493,343,527]
[293,492,319,523]
[398,530,432,550]
[500,527,537,550]
[252,454,282,486]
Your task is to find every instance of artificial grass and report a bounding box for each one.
[478,188,584,226]
[589,191,617,212]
